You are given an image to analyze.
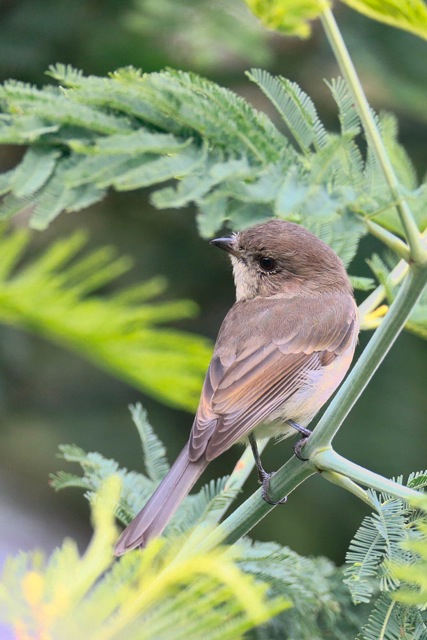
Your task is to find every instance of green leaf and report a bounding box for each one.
[0,65,422,282]
[243,0,330,38]
[49,471,91,492]
[305,211,366,267]
[327,77,361,137]
[143,68,286,163]
[48,413,427,639]
[358,593,427,640]
[0,193,33,221]
[63,154,145,188]
[0,226,212,410]
[0,80,129,134]
[112,145,205,190]
[349,275,376,291]
[51,404,242,533]
[391,494,427,609]
[0,169,15,196]
[0,477,289,640]
[0,114,59,143]
[9,147,60,197]
[380,113,418,191]
[71,129,191,155]
[151,157,253,210]
[167,476,238,539]
[274,168,350,226]
[407,471,427,491]
[196,195,229,238]
[344,480,421,604]
[129,403,170,483]
[239,539,363,639]
[30,158,106,229]
[248,68,328,152]
[340,0,427,41]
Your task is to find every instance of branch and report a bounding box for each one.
[195,455,314,550]
[312,449,421,502]
[320,7,425,265]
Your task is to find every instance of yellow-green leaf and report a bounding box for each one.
[340,0,427,41]
[0,476,289,640]
[244,0,330,38]
[0,226,212,411]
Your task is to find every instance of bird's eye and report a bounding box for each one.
[259,256,277,272]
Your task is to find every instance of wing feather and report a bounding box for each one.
[188,293,358,462]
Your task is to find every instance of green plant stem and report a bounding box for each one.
[359,260,408,322]
[178,439,269,557]
[196,455,314,550]
[313,449,419,502]
[359,228,427,322]
[205,442,268,525]
[365,220,410,262]
[321,470,376,508]
[320,8,425,264]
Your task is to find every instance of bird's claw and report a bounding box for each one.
[288,421,311,461]
[260,471,287,505]
[293,436,310,461]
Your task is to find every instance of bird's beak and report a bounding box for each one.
[210,236,241,258]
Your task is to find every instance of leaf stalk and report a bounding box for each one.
[312,449,420,502]
[320,7,426,265]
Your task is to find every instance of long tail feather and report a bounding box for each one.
[114,444,208,555]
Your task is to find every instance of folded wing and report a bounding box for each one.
[189,293,358,461]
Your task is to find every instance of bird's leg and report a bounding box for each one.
[288,420,312,461]
[248,433,287,505]
[248,433,267,483]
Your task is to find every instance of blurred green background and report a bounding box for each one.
[0,0,426,564]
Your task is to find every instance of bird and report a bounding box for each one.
[114,219,359,555]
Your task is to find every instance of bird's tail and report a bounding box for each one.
[114,444,208,556]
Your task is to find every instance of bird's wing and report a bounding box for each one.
[189,294,358,461]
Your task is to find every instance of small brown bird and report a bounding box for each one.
[114,220,359,555]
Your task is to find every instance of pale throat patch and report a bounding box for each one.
[231,256,259,301]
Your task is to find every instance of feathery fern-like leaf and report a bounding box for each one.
[0,66,423,276]
[0,477,289,640]
[8,147,60,197]
[129,403,170,483]
[51,404,241,530]
[357,593,427,640]
[248,68,328,153]
[240,539,364,639]
[344,492,407,603]
[327,77,361,137]
[390,494,427,610]
[0,226,212,410]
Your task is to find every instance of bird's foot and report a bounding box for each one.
[258,470,288,505]
[293,436,310,461]
[288,420,311,461]
[248,433,287,504]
